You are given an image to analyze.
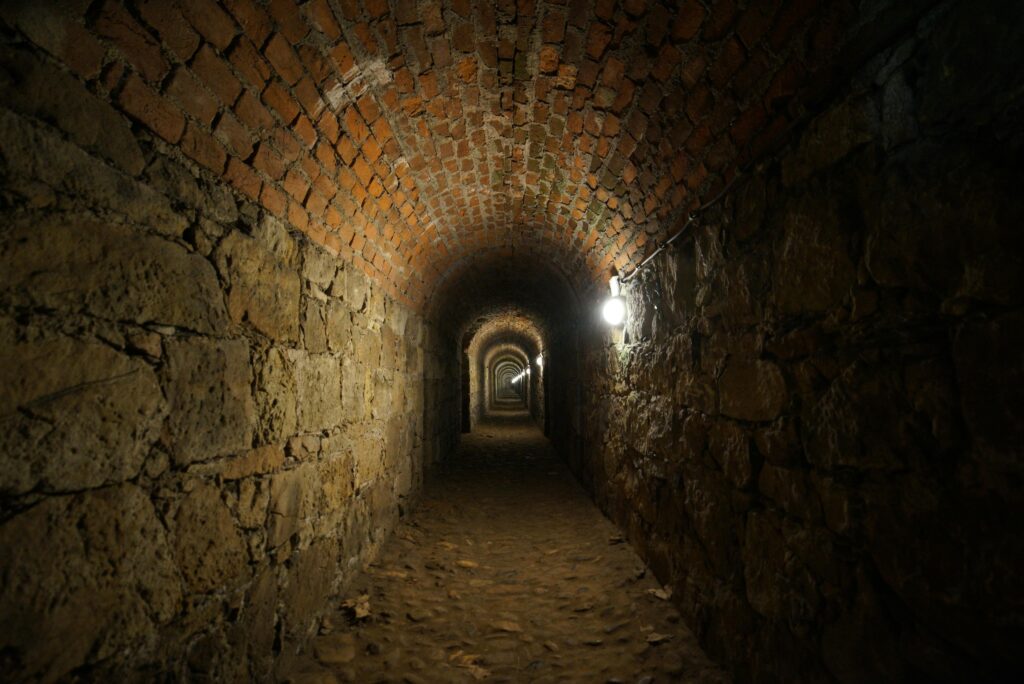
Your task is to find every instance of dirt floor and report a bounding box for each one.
[279,413,728,683]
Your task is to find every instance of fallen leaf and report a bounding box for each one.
[491,620,523,633]
[456,559,479,569]
[647,587,672,601]
[646,632,673,645]
[341,594,371,620]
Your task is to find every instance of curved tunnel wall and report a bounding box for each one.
[0,1,1021,683]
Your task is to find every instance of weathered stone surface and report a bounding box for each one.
[268,463,318,548]
[772,194,857,315]
[217,230,301,342]
[191,444,285,480]
[708,420,752,489]
[0,331,166,494]
[781,96,879,185]
[282,540,337,642]
[254,347,298,444]
[0,485,182,681]
[325,300,353,352]
[173,481,249,593]
[162,337,254,465]
[718,359,787,422]
[0,219,228,333]
[0,109,187,236]
[0,46,144,175]
[292,351,343,432]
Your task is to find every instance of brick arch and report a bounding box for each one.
[16,0,865,314]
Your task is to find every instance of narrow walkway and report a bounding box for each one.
[280,415,728,683]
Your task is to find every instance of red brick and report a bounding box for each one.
[293,77,324,116]
[214,111,254,158]
[164,67,219,126]
[344,106,370,142]
[137,1,200,62]
[305,190,329,215]
[319,110,340,144]
[260,183,287,216]
[262,81,300,123]
[252,141,287,179]
[352,156,374,186]
[542,11,567,43]
[651,44,680,81]
[294,115,317,148]
[223,0,273,45]
[181,121,227,172]
[357,95,381,125]
[118,73,184,143]
[234,90,274,131]
[329,42,356,78]
[452,21,475,52]
[306,0,342,40]
[273,129,302,163]
[298,45,332,85]
[94,0,169,83]
[585,22,613,60]
[288,201,310,231]
[671,1,706,41]
[711,38,746,87]
[315,140,338,173]
[229,38,272,90]
[225,157,261,199]
[178,0,238,50]
[283,167,309,201]
[268,0,311,43]
[264,33,304,86]
[539,46,560,74]
[336,136,357,165]
[192,45,243,107]
[362,137,382,163]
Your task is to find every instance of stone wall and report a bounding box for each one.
[0,47,451,681]
[576,2,1024,682]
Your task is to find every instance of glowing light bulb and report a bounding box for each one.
[602,275,626,325]
[602,296,626,325]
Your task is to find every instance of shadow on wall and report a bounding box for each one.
[574,2,1024,682]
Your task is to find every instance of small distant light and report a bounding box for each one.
[536,354,543,368]
[602,275,626,326]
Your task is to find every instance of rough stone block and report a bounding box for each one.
[772,194,857,315]
[718,358,786,422]
[292,351,343,432]
[0,218,228,333]
[0,485,182,681]
[0,330,166,494]
[217,230,301,342]
[173,481,249,593]
[254,347,298,444]
[268,463,317,548]
[162,336,255,465]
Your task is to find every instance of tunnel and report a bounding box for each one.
[0,0,1022,682]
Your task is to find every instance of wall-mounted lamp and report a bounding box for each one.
[602,275,626,326]
[535,354,543,369]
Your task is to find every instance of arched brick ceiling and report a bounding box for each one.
[465,312,544,362]
[19,0,865,310]
[437,251,579,341]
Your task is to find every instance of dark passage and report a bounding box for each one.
[279,414,727,683]
[1,1,1022,682]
